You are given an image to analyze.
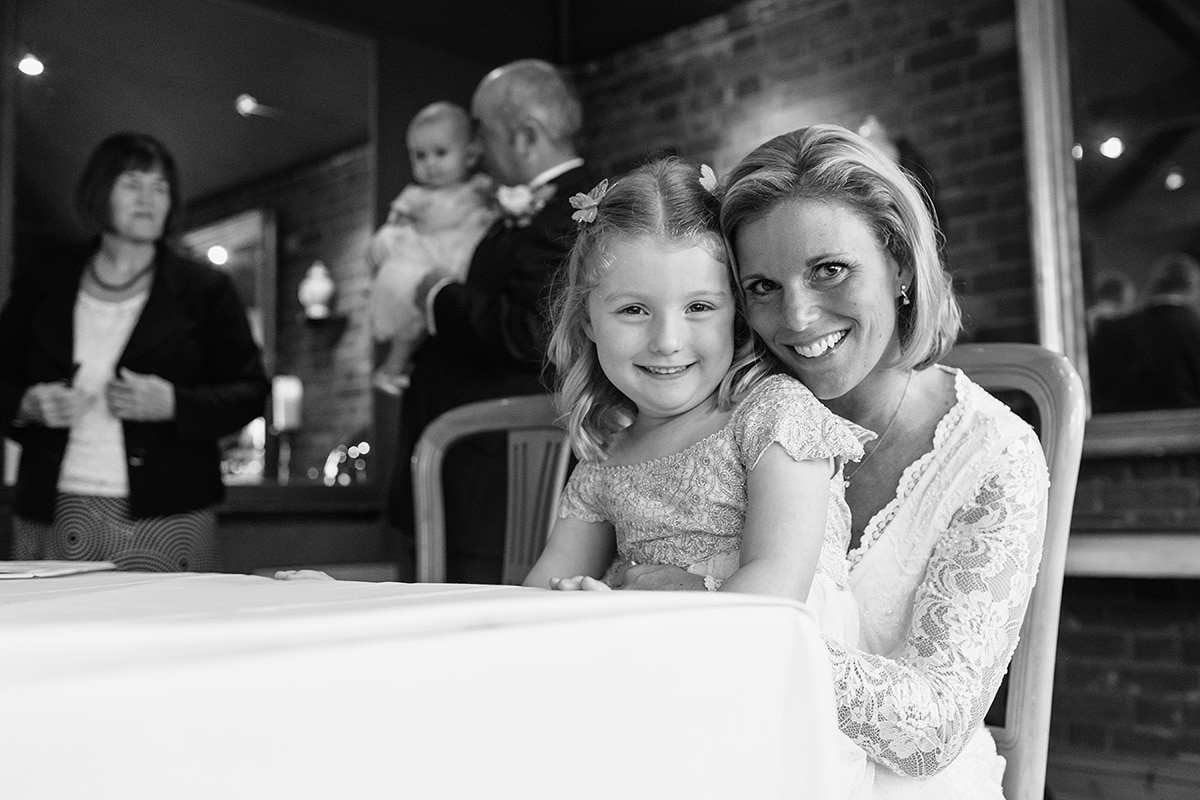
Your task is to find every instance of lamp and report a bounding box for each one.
[298,260,336,320]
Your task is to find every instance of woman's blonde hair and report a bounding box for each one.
[548,157,772,461]
[720,124,961,371]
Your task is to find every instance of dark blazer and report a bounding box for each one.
[409,164,595,417]
[0,244,270,522]
[387,163,596,567]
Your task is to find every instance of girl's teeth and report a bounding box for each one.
[645,365,687,374]
[794,330,846,358]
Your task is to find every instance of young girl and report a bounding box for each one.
[524,157,871,795]
[366,101,497,392]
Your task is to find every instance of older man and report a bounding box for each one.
[387,59,594,583]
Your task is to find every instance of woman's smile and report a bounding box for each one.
[790,329,848,359]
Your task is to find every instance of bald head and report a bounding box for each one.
[471,59,582,185]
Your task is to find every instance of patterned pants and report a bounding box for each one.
[13,494,219,572]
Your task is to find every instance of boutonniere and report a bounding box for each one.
[495,183,558,229]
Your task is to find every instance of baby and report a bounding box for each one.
[366,101,497,392]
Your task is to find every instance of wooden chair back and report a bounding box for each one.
[943,343,1087,800]
[413,394,571,585]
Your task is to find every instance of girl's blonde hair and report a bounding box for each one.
[548,157,772,461]
[721,124,962,371]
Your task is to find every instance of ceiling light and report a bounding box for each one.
[1099,137,1124,159]
[1071,144,1083,160]
[207,245,229,265]
[1165,170,1184,191]
[17,53,44,76]
[236,93,258,117]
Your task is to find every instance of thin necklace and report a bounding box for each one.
[844,370,913,484]
[89,254,153,293]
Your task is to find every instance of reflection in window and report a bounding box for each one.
[1065,0,1200,412]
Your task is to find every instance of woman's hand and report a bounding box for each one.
[105,368,175,421]
[548,575,611,591]
[18,382,96,428]
[610,563,705,591]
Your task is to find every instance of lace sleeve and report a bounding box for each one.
[736,375,865,468]
[557,463,608,524]
[828,432,1048,776]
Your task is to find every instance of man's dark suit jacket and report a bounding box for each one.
[0,244,269,522]
[387,164,595,579]
[1090,301,1200,413]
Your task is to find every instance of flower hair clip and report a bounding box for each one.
[569,179,610,225]
[698,164,721,196]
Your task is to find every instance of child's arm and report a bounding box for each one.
[719,444,831,601]
[522,516,617,589]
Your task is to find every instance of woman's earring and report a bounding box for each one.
[899,284,911,306]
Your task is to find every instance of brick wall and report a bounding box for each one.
[573,0,1037,342]
[1056,578,1200,759]
[187,145,374,481]
[1075,455,1200,533]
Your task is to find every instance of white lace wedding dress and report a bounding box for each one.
[829,366,1050,799]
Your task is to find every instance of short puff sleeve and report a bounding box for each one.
[733,375,868,470]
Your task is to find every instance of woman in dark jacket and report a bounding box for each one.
[0,132,269,571]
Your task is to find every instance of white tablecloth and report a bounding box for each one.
[1,572,840,798]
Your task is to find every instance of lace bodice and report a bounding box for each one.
[829,366,1049,784]
[559,374,865,585]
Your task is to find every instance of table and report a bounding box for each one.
[1,572,840,798]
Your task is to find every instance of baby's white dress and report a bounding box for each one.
[560,374,873,799]
[367,174,496,348]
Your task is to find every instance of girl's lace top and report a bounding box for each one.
[830,366,1049,781]
[559,374,866,585]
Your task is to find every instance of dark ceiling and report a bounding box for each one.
[12,0,743,242]
[13,0,1200,258]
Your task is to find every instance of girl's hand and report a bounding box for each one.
[273,569,336,581]
[611,564,705,591]
[18,382,96,428]
[548,575,611,591]
[105,368,175,421]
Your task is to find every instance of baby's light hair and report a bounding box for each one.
[548,157,773,462]
[408,101,474,144]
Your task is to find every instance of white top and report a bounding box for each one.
[58,290,149,497]
[834,366,1049,798]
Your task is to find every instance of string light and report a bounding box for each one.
[1165,169,1184,191]
[1099,137,1124,159]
